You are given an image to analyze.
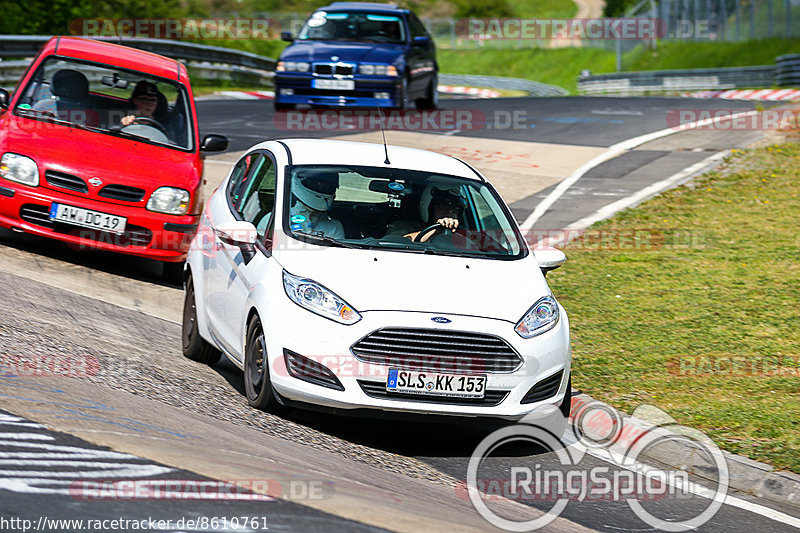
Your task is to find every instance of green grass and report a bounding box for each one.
[438,47,618,93]
[438,38,800,93]
[546,140,800,472]
[622,38,800,71]
[508,0,577,19]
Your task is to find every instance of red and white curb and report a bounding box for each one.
[199,87,502,100]
[438,85,501,98]
[197,90,274,100]
[681,89,800,101]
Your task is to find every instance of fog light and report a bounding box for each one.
[280,88,294,96]
[374,92,390,100]
[283,349,344,391]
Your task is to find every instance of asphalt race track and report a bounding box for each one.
[1,95,797,532]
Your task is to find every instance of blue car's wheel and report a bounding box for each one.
[416,73,438,110]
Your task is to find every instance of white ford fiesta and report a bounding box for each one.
[182,138,571,420]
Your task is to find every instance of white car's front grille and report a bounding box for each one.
[351,328,523,373]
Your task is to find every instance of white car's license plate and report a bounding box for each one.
[312,79,355,90]
[386,369,486,398]
[49,203,127,234]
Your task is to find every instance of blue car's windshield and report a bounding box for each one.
[297,11,406,44]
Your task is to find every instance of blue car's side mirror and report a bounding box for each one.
[412,36,430,46]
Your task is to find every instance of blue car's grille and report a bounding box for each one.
[313,63,355,76]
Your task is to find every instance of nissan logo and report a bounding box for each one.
[88,177,103,187]
[431,317,451,324]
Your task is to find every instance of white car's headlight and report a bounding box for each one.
[515,295,559,338]
[0,153,39,187]
[283,270,361,325]
[147,187,190,215]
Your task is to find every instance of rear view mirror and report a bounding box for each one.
[281,32,295,42]
[0,88,9,109]
[101,75,128,89]
[533,247,566,275]
[368,179,409,194]
[413,36,431,46]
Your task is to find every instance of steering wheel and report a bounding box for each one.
[127,116,168,136]
[414,223,447,243]
[413,222,482,251]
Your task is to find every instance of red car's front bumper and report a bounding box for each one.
[0,181,199,262]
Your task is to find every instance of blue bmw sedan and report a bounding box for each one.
[274,2,438,110]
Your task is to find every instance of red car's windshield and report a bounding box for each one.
[14,57,193,150]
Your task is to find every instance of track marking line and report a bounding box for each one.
[562,428,800,528]
[557,150,729,240]
[520,110,759,230]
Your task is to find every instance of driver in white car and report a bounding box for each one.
[389,185,465,242]
[289,171,345,240]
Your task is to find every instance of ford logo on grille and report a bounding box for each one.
[431,317,451,324]
[88,177,103,187]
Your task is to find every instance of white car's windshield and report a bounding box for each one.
[14,57,193,150]
[285,165,525,259]
[298,11,406,44]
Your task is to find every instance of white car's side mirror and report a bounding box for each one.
[533,247,566,275]
[215,221,258,246]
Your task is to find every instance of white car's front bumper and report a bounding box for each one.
[263,301,571,421]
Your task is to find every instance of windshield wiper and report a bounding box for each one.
[293,231,361,249]
[103,128,152,143]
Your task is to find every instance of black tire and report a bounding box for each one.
[162,261,184,286]
[560,374,573,419]
[273,102,296,111]
[244,316,281,412]
[182,274,221,365]
[393,76,409,110]
[416,73,438,110]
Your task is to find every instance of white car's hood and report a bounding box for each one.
[274,246,551,323]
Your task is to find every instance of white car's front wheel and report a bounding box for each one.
[244,316,282,412]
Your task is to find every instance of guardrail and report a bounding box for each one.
[439,74,567,96]
[776,54,800,86]
[0,34,276,71]
[578,65,783,95]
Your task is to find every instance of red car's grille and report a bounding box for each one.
[45,170,88,194]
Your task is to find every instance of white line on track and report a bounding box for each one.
[562,150,729,235]
[520,110,759,230]
[562,429,800,528]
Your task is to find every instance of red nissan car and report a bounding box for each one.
[0,37,228,280]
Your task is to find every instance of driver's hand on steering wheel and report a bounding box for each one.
[120,115,137,126]
[437,217,459,230]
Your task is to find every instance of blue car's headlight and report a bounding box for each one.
[283,270,361,325]
[277,61,310,72]
[515,295,559,338]
[359,64,398,76]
